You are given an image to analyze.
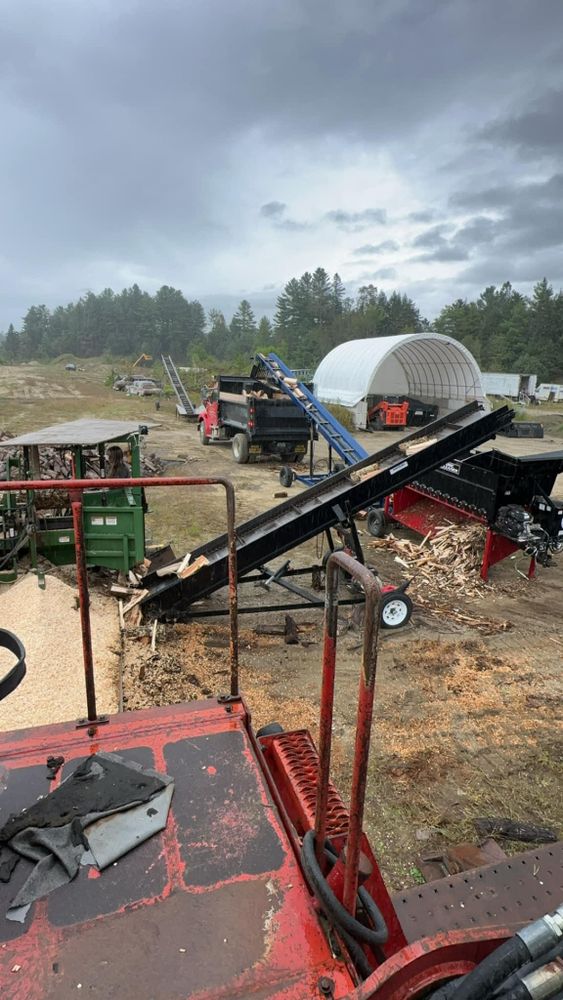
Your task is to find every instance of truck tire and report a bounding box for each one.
[199,422,210,446]
[232,433,250,464]
[279,466,294,487]
[367,508,386,538]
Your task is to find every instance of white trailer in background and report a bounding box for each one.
[536,383,563,403]
[481,372,537,400]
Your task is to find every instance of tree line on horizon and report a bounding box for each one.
[1,269,562,380]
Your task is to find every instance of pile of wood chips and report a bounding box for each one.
[370,522,512,634]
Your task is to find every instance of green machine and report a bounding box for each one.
[0,419,149,582]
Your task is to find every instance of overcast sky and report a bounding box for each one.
[1,0,562,329]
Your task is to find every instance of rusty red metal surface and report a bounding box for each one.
[0,700,356,998]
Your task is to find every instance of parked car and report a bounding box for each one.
[127,380,161,397]
[64,363,76,371]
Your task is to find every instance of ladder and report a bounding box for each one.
[253,353,368,467]
[143,402,513,614]
[161,356,197,418]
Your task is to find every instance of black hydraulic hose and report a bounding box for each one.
[301,830,388,948]
[430,939,529,1000]
[338,926,374,981]
[495,942,563,997]
[446,906,563,1000]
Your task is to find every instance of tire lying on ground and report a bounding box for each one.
[279,466,294,487]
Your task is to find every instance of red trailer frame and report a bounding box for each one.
[384,484,536,581]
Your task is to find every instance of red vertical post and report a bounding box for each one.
[343,570,380,915]
[314,550,381,912]
[314,556,340,866]
[70,493,98,723]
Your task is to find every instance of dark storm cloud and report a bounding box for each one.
[450,177,563,255]
[324,208,387,231]
[352,240,399,256]
[480,88,563,155]
[412,225,451,250]
[413,246,470,263]
[260,202,287,218]
[1,0,563,325]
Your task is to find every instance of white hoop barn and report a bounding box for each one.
[313,333,487,429]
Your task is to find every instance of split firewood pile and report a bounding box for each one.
[370,522,512,634]
[0,431,166,479]
[0,431,72,480]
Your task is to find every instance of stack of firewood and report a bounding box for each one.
[370,523,514,633]
[0,431,166,479]
[370,521,488,600]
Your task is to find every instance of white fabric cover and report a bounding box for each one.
[313,334,486,414]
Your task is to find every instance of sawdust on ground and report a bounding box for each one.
[122,622,319,736]
[0,573,120,730]
[375,637,562,770]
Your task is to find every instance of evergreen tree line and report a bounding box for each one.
[1,270,562,380]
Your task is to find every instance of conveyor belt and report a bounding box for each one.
[253,352,368,466]
[144,402,513,613]
[161,355,197,417]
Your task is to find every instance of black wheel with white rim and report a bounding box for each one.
[379,592,413,629]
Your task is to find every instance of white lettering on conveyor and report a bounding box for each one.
[390,460,408,475]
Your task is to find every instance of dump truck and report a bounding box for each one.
[198,373,313,464]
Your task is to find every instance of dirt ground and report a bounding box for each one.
[1,359,562,889]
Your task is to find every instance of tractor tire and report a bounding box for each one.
[256,722,284,738]
[232,433,250,464]
[279,466,294,488]
[199,422,210,446]
[367,508,386,538]
[380,592,413,630]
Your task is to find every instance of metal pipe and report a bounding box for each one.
[314,550,381,912]
[2,475,239,707]
[70,495,97,722]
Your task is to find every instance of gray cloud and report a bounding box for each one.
[480,88,563,156]
[372,267,397,279]
[407,210,437,224]
[1,0,563,325]
[412,224,451,249]
[260,201,287,218]
[352,240,399,255]
[413,246,470,263]
[324,208,387,231]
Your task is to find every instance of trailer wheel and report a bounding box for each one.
[367,508,386,538]
[380,592,412,629]
[232,433,250,464]
[279,466,294,488]
[199,422,210,446]
[256,722,284,738]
